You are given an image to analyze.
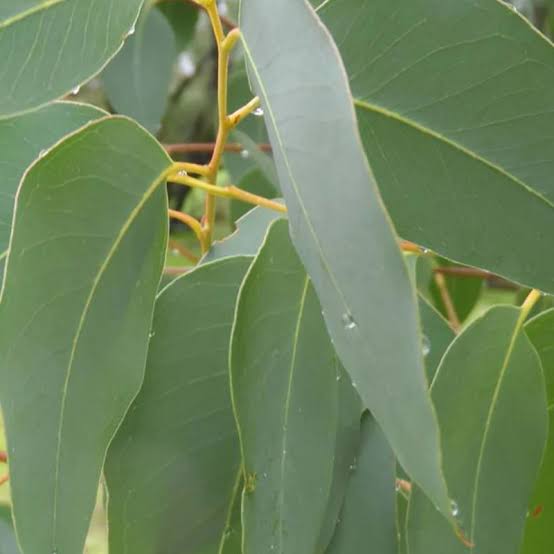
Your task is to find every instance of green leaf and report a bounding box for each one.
[0,0,143,118]
[0,117,171,554]
[0,101,105,255]
[240,0,451,516]
[418,296,455,383]
[397,491,409,554]
[521,308,554,553]
[326,414,397,554]
[407,305,548,553]
[230,168,278,223]
[0,506,20,554]
[103,6,177,133]
[315,0,554,293]
[157,2,198,51]
[201,205,283,264]
[106,256,250,554]
[230,220,355,554]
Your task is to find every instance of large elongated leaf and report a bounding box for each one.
[230,220,356,554]
[106,256,250,554]
[0,506,19,554]
[326,414,397,554]
[315,0,554,293]
[240,0,451,515]
[406,306,548,553]
[0,1,143,118]
[0,101,105,255]
[103,6,177,133]
[0,117,171,554]
[521,308,554,553]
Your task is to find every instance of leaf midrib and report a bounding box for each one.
[354,98,554,211]
[51,166,169,548]
[0,0,66,30]
[277,276,310,553]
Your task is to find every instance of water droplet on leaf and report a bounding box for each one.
[253,107,264,117]
[451,500,460,518]
[341,312,357,330]
[128,24,136,36]
[71,85,80,95]
[240,149,250,159]
[422,335,431,357]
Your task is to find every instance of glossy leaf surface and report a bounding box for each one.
[0,0,142,118]
[407,306,548,553]
[241,0,450,515]
[316,0,554,292]
[0,117,170,554]
[106,257,250,554]
[230,220,352,554]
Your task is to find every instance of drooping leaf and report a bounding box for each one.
[106,256,250,554]
[315,0,554,293]
[418,296,455,383]
[521,308,554,553]
[407,305,548,553]
[230,220,356,554]
[240,0,451,516]
[230,168,277,223]
[201,206,283,264]
[103,6,177,133]
[0,1,143,118]
[326,414,397,554]
[0,117,171,554]
[0,101,105,256]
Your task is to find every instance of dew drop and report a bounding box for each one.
[218,1,229,15]
[71,85,81,96]
[341,312,357,330]
[128,24,136,36]
[450,500,460,518]
[422,335,431,357]
[336,374,342,382]
[149,332,156,339]
[240,149,250,159]
[352,381,358,389]
[253,107,264,117]
[178,169,188,177]
[422,247,431,255]
[39,149,47,158]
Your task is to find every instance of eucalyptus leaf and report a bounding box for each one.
[521,308,554,553]
[0,505,19,554]
[230,220,355,554]
[106,257,250,554]
[326,414,397,554]
[103,6,177,133]
[0,0,142,118]
[316,0,554,293]
[240,0,451,516]
[407,305,548,553]
[0,101,105,255]
[0,117,171,554]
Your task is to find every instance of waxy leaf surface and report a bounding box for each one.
[407,306,548,553]
[106,257,250,554]
[0,0,143,118]
[316,0,554,292]
[240,0,450,515]
[0,117,171,554]
[230,220,356,554]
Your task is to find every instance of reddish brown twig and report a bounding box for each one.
[434,272,461,332]
[164,142,272,155]
[0,451,7,464]
[0,474,9,487]
[164,266,191,277]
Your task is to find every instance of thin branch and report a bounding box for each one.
[168,209,208,253]
[434,272,461,332]
[164,142,272,155]
[0,452,6,464]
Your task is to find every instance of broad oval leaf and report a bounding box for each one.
[103,6,177,133]
[315,0,554,293]
[0,0,143,118]
[106,256,251,554]
[230,220,357,554]
[0,117,171,554]
[240,0,451,516]
[326,414,397,554]
[407,305,548,553]
[0,101,105,255]
[521,308,554,553]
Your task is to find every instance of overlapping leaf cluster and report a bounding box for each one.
[0,1,552,553]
